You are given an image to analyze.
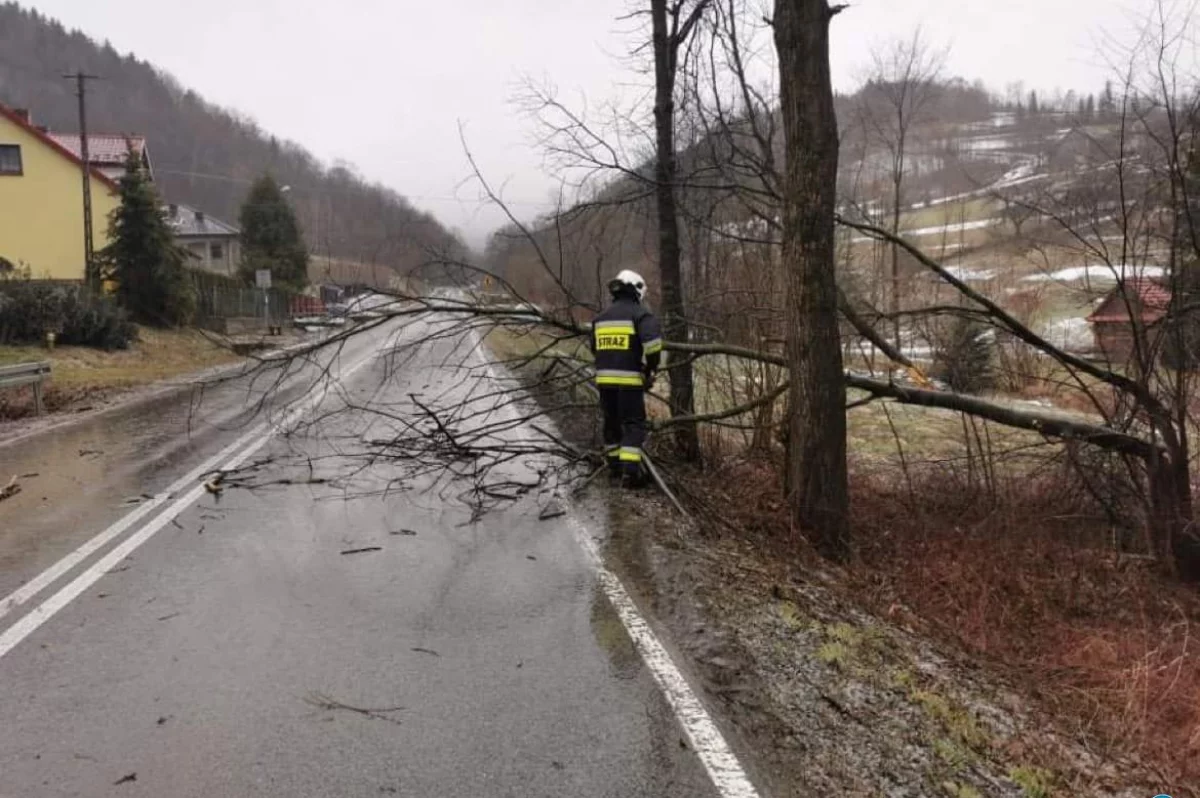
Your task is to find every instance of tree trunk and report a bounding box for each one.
[651,0,700,461]
[890,167,903,349]
[1150,446,1200,582]
[774,0,850,561]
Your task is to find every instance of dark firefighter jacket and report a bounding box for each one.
[590,296,663,388]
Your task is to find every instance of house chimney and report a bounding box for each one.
[168,203,178,218]
[12,108,30,124]
[196,211,205,224]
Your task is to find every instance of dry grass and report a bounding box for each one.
[849,467,1200,793]
[679,449,1200,795]
[847,400,1048,461]
[485,325,586,366]
[901,198,998,231]
[0,327,241,419]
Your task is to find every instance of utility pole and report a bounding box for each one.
[65,71,100,290]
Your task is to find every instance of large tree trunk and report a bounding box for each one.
[775,0,850,560]
[1150,446,1200,582]
[651,0,700,461]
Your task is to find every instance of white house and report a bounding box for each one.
[164,203,241,277]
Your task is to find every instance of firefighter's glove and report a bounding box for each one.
[644,369,657,391]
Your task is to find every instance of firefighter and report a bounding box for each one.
[591,270,663,487]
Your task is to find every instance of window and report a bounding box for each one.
[210,242,224,261]
[0,145,22,175]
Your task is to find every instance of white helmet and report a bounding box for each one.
[609,269,647,302]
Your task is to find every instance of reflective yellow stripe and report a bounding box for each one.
[644,338,663,354]
[619,447,643,463]
[596,369,644,387]
[594,322,635,334]
[605,445,621,459]
[596,376,644,387]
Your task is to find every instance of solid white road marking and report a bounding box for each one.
[0,341,383,661]
[0,422,268,624]
[569,518,762,798]
[466,326,762,798]
[0,334,352,622]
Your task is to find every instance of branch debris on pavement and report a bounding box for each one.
[203,473,225,497]
[537,501,566,520]
[304,692,405,725]
[340,546,383,555]
[0,475,20,502]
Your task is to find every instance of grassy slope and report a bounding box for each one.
[0,327,241,417]
[901,198,997,231]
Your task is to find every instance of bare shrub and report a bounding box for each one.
[848,460,1200,791]
[931,316,995,394]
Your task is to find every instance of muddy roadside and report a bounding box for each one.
[596,489,1166,798]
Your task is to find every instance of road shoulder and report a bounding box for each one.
[599,491,1163,798]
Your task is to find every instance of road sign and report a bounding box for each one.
[255,269,272,289]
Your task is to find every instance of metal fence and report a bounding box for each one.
[189,270,299,332]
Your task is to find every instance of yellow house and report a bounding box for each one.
[0,104,121,280]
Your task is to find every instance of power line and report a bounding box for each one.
[152,168,549,207]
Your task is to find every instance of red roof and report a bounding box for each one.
[47,133,147,165]
[1088,278,1173,324]
[0,102,118,190]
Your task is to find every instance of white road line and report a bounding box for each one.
[465,326,761,798]
[0,341,383,661]
[0,423,265,624]
[0,335,354,621]
[569,518,761,798]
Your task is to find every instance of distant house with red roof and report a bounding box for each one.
[47,132,152,182]
[1087,277,1173,362]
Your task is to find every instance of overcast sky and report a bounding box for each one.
[20,0,1151,247]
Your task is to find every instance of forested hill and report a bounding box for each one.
[0,2,463,276]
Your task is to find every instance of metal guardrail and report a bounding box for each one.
[0,361,51,416]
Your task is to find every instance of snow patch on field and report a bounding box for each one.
[1044,317,1093,351]
[849,218,1001,245]
[1021,265,1165,283]
[944,265,997,282]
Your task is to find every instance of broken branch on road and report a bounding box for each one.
[340,546,383,556]
[0,475,20,502]
[303,691,405,725]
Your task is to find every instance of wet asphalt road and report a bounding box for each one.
[0,318,723,797]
